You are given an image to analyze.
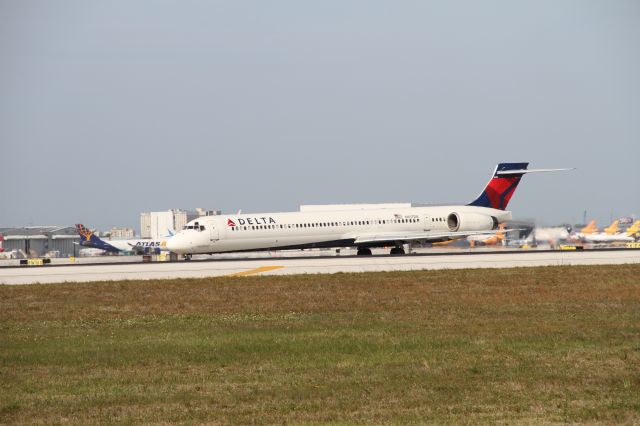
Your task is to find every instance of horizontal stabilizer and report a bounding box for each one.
[469,163,574,210]
[495,167,574,176]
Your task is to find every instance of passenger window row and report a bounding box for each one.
[229,218,419,231]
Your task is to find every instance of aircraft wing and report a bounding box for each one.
[352,229,515,245]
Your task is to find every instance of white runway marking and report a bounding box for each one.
[1,250,639,285]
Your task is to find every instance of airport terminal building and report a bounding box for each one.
[140,208,221,239]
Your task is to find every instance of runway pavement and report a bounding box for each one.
[1,249,639,285]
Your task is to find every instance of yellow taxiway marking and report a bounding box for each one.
[227,265,285,277]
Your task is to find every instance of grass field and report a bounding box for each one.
[1,265,639,424]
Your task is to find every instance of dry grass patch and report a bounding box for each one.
[1,265,639,423]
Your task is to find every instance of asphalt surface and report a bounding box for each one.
[1,248,639,284]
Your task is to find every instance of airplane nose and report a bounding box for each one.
[166,236,187,254]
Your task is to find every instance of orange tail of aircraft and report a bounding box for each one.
[580,220,597,234]
[604,220,619,235]
[493,223,507,242]
[470,224,506,247]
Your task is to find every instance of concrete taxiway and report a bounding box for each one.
[1,249,639,285]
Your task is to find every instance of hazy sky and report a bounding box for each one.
[1,0,639,231]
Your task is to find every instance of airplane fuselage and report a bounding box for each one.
[577,233,635,244]
[167,205,511,255]
[79,238,169,254]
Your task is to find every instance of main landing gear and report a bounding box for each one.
[356,247,406,255]
[356,248,372,256]
[390,247,405,255]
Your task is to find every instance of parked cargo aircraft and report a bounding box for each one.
[166,163,571,258]
[579,220,598,235]
[603,220,619,235]
[432,223,508,248]
[627,220,640,238]
[577,219,623,236]
[576,219,639,244]
[429,223,510,248]
[75,224,170,255]
[462,224,508,247]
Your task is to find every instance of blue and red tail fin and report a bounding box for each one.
[75,224,120,252]
[467,163,575,209]
[468,163,529,210]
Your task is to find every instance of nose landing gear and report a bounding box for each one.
[184,254,192,261]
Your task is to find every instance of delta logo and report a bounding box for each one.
[227,217,277,226]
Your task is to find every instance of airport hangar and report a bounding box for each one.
[0,226,80,258]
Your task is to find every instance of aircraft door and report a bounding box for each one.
[209,222,219,242]
[423,215,431,231]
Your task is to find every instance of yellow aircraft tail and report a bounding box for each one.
[626,220,640,237]
[604,220,619,235]
[580,220,597,234]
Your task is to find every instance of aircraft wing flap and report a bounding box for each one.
[353,229,511,244]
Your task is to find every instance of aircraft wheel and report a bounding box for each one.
[356,248,372,256]
[184,254,192,261]
[390,247,405,255]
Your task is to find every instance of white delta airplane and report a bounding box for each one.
[166,163,572,258]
